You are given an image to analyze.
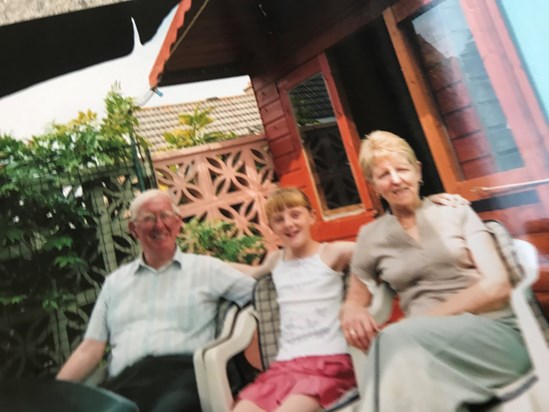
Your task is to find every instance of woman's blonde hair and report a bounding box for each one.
[265,188,312,221]
[359,130,418,181]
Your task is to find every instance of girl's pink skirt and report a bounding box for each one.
[236,354,357,411]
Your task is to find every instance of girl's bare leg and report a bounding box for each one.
[232,399,266,412]
[274,394,322,412]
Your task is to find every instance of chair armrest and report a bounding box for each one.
[202,306,258,412]
[194,304,241,412]
[511,239,549,407]
[369,282,395,324]
[82,363,108,387]
[348,346,367,393]
[347,282,394,395]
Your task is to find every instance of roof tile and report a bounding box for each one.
[135,92,263,152]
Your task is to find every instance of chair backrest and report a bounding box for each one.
[252,274,280,369]
[484,220,524,286]
[200,298,256,407]
[512,240,549,345]
[214,298,238,337]
[484,220,548,336]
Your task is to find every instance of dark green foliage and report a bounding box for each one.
[0,86,141,311]
[177,218,265,264]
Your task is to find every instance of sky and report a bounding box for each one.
[0,6,250,140]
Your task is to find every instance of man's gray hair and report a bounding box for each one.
[129,189,179,221]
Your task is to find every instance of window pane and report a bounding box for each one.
[289,73,361,211]
[410,0,523,179]
[498,0,549,123]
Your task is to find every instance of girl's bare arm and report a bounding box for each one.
[322,241,355,272]
[228,250,281,278]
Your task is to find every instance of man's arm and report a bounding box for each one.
[56,339,106,382]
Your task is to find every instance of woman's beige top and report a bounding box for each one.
[351,198,489,317]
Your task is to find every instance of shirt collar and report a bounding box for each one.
[385,196,431,216]
[132,247,184,275]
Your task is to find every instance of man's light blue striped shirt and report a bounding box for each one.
[85,248,254,377]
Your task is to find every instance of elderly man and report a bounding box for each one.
[56,189,255,411]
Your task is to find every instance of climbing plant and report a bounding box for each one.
[177,218,265,264]
[0,85,142,312]
[163,104,236,149]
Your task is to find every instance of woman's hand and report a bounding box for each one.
[429,193,469,207]
[340,302,379,351]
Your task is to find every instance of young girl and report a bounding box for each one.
[232,187,466,412]
[232,187,358,412]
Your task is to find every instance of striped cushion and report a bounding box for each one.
[484,219,523,286]
[252,274,280,369]
[484,219,549,344]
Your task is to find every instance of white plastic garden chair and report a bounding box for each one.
[351,222,549,411]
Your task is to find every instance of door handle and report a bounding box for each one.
[471,178,549,195]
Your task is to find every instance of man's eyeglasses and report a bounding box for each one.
[135,211,179,225]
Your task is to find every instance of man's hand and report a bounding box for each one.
[340,302,379,351]
[429,193,469,207]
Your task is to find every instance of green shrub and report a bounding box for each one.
[0,86,141,311]
[177,218,265,264]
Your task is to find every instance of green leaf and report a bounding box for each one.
[0,294,27,306]
[2,226,25,243]
[53,254,87,269]
[43,235,73,251]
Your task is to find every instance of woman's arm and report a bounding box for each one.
[340,274,380,350]
[425,230,512,316]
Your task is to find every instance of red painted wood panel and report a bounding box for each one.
[272,153,301,176]
[436,81,472,114]
[478,204,546,237]
[264,117,291,141]
[311,213,374,242]
[525,233,549,257]
[278,168,308,187]
[260,99,286,125]
[427,59,463,91]
[452,131,491,162]
[444,107,483,139]
[269,135,296,157]
[461,156,497,180]
[254,83,280,108]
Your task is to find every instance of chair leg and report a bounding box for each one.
[485,392,535,412]
[332,404,359,412]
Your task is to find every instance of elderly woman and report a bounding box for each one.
[340,131,531,411]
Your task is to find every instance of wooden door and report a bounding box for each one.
[385,0,549,311]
